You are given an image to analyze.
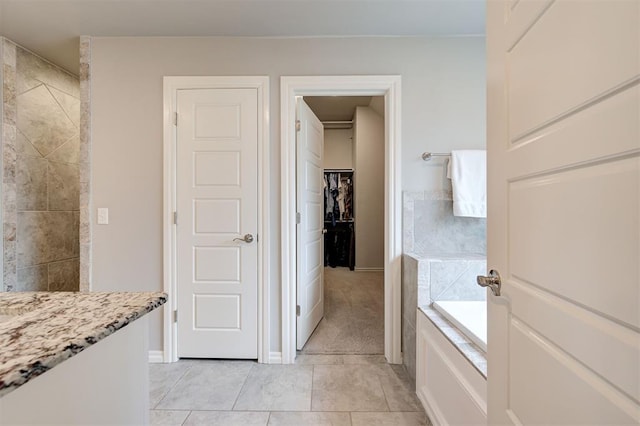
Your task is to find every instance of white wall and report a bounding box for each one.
[353,106,384,269]
[323,129,353,169]
[89,36,486,352]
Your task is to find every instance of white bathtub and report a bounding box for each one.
[432,300,487,352]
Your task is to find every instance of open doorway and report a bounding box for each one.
[280,75,402,365]
[297,96,385,355]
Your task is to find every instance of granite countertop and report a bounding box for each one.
[0,291,166,398]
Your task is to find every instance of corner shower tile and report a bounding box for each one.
[48,258,79,291]
[17,84,77,157]
[17,211,79,267]
[17,155,47,211]
[79,242,91,292]
[47,161,79,211]
[17,212,47,266]
[48,86,80,125]
[4,241,16,265]
[234,364,313,411]
[4,187,17,222]
[3,260,16,292]
[16,130,41,158]
[16,264,48,291]
[2,62,16,101]
[3,220,16,242]
[16,47,80,97]
[46,134,80,164]
[3,39,16,66]
[3,125,17,182]
[73,211,80,254]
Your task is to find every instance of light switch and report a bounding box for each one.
[97,208,109,225]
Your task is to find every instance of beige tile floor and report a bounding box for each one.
[149,355,430,426]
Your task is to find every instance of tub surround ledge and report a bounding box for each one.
[0,291,166,398]
[419,305,486,378]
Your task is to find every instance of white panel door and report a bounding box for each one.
[296,99,325,350]
[176,88,258,359]
[487,1,639,424]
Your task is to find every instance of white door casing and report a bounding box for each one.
[280,76,402,365]
[487,1,639,424]
[176,87,258,359]
[296,99,325,350]
[163,76,269,363]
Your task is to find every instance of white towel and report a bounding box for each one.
[447,150,486,218]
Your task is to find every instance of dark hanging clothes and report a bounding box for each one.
[324,223,355,270]
[324,170,355,270]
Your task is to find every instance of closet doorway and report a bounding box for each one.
[297,95,386,355]
[281,75,402,365]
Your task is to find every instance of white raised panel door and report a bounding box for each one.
[176,88,258,358]
[487,1,639,424]
[296,99,325,350]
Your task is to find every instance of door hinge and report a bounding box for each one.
[173,211,178,225]
[295,120,301,132]
[296,305,301,316]
[174,112,178,126]
[296,212,301,224]
[173,310,178,323]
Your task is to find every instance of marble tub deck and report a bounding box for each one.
[0,291,166,397]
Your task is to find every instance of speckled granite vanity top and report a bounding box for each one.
[0,291,166,397]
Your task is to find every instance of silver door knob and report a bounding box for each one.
[233,234,254,243]
[477,269,502,296]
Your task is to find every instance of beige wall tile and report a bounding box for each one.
[48,258,79,291]
[17,211,79,267]
[16,47,80,98]
[47,161,79,211]
[17,155,47,211]
[46,134,79,164]
[16,130,41,158]
[17,84,77,157]
[49,86,80,126]
[16,264,48,291]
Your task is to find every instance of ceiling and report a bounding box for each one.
[304,96,374,122]
[0,0,485,74]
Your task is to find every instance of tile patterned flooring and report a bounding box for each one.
[149,355,430,425]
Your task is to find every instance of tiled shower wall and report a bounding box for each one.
[2,38,80,292]
[402,190,487,384]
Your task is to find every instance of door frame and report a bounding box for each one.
[162,76,270,363]
[280,75,402,364]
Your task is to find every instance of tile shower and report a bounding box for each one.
[2,38,80,292]
[402,190,486,383]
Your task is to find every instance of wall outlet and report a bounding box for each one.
[97,208,109,225]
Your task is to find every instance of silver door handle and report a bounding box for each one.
[233,234,254,243]
[477,269,502,296]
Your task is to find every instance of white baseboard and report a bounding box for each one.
[148,350,164,363]
[354,267,384,272]
[269,351,283,364]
